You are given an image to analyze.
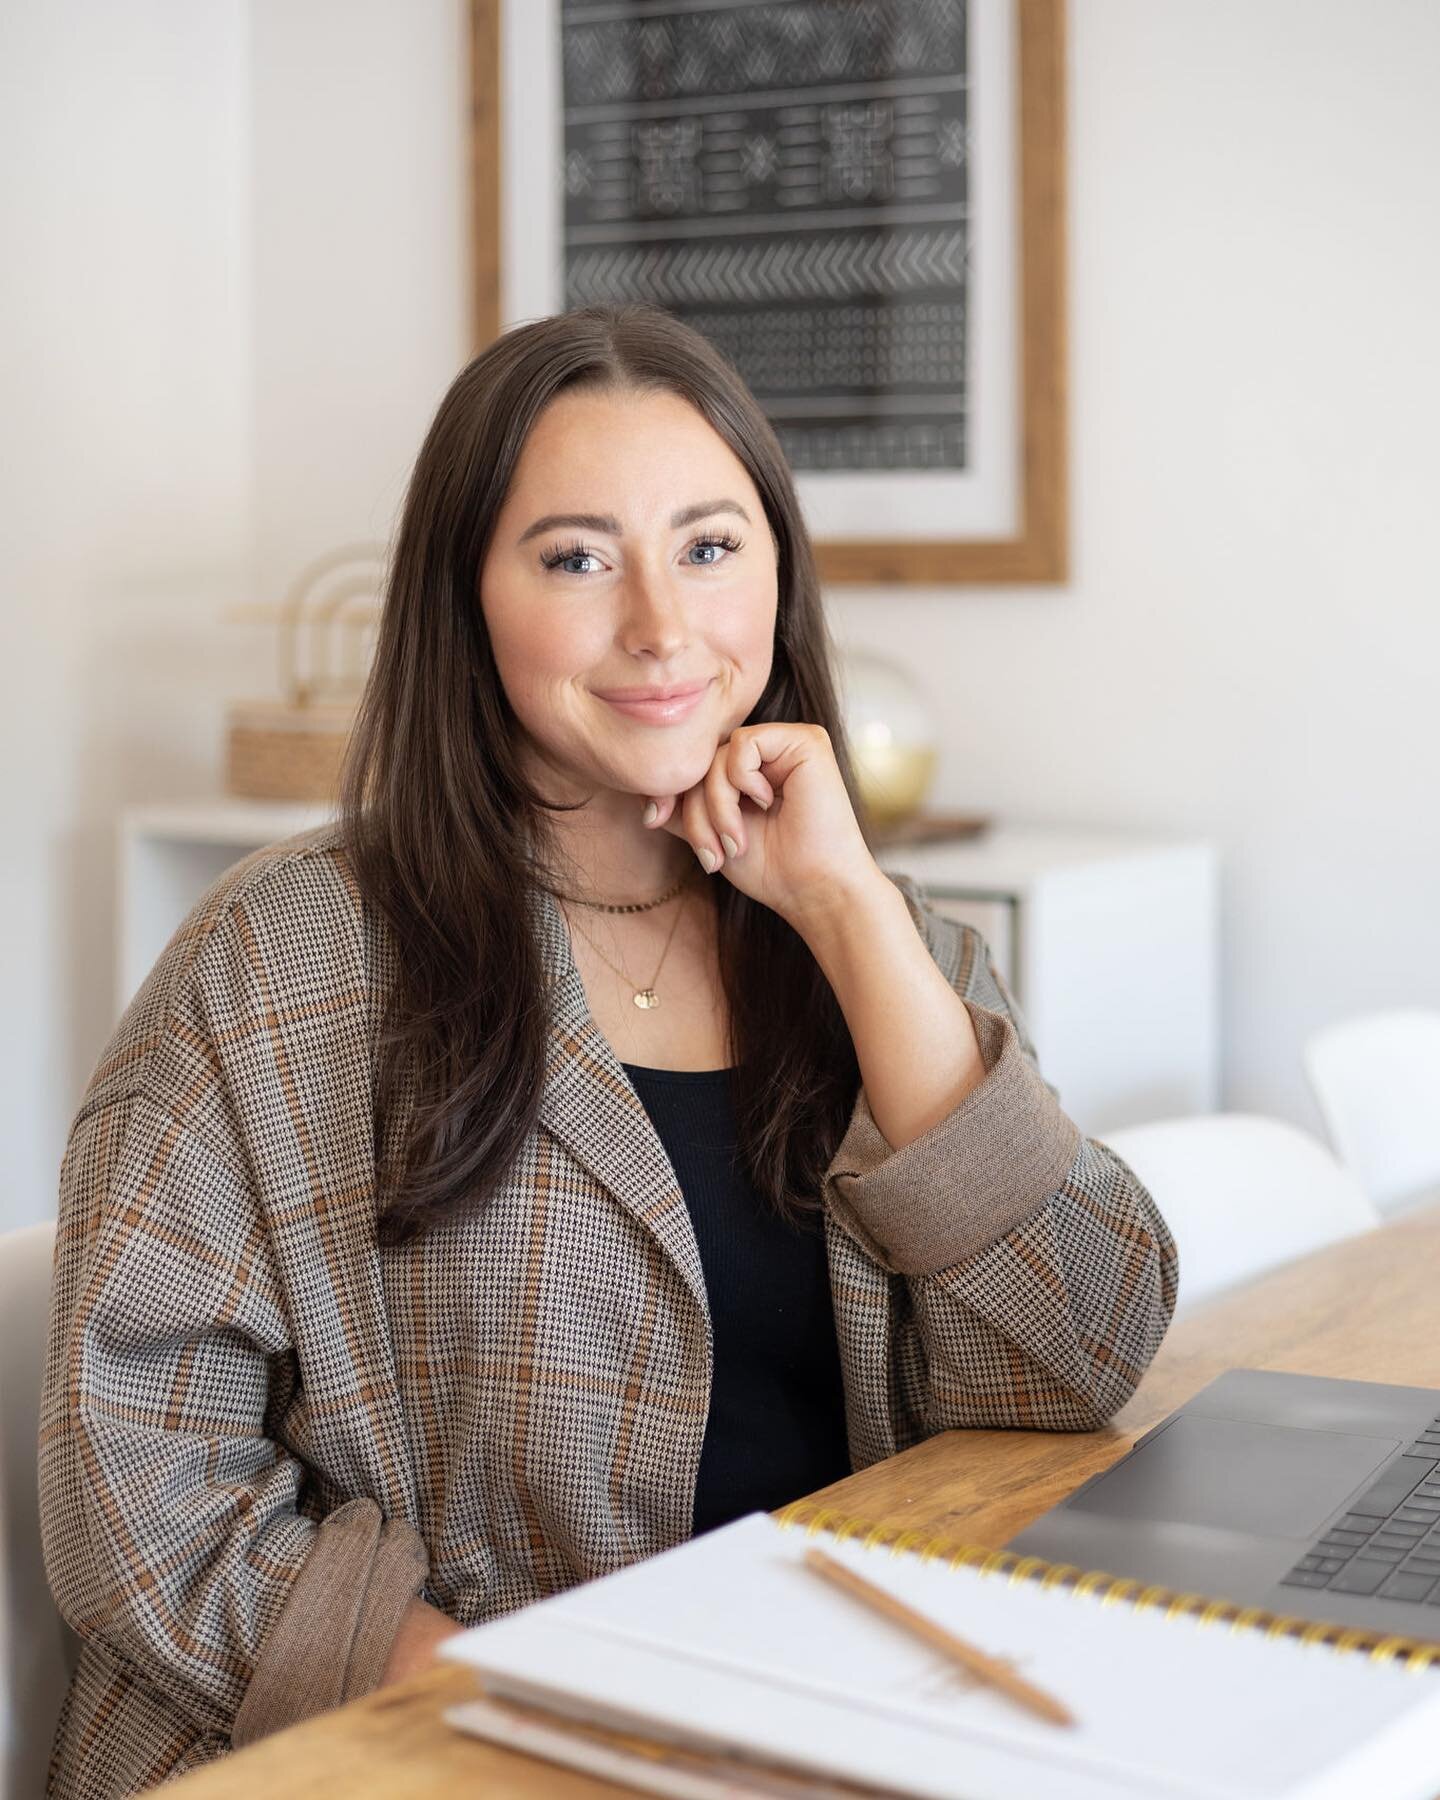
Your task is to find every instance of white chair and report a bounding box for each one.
[0,1222,76,1799]
[1099,1114,1380,1316]
[1303,1008,1440,1217]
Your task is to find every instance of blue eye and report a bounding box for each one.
[543,540,604,576]
[687,534,744,565]
[540,529,741,572]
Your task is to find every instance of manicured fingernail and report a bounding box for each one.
[719,834,740,859]
[642,801,659,826]
[697,846,718,874]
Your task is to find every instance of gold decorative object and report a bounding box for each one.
[226,545,386,802]
[837,648,940,829]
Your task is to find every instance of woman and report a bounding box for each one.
[41,303,1178,1794]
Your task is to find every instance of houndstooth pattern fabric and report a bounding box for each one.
[40,823,1178,1794]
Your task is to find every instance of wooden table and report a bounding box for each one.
[174,1203,1440,1797]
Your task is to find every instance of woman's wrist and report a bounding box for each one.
[378,1596,464,1687]
[797,874,989,1151]
[786,861,903,957]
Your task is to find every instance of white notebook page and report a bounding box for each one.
[442,1513,1440,1800]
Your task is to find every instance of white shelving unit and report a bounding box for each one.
[118,803,1219,1138]
[117,800,330,1016]
[889,827,1220,1135]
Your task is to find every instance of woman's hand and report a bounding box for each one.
[648,719,990,1147]
[643,721,888,931]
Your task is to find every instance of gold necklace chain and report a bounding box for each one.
[563,887,690,1010]
[551,870,692,915]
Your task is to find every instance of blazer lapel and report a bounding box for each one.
[531,888,710,1322]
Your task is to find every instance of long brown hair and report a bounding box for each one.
[341,304,867,1244]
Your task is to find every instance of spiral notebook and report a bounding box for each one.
[440,1504,1440,1800]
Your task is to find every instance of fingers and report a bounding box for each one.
[733,721,821,796]
[642,774,746,876]
[672,784,717,872]
[641,723,807,874]
[703,755,749,863]
[639,785,725,873]
[690,738,778,871]
[726,731,777,812]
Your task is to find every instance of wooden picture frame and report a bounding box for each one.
[470,0,1066,586]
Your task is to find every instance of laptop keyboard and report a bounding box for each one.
[1280,1418,1440,1604]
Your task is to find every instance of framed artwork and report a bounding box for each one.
[471,0,1066,584]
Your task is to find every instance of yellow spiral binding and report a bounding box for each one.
[1099,1576,1140,1609]
[774,1500,1440,1671]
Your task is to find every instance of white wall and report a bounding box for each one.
[243,0,1440,1136]
[5,0,1438,1224]
[248,0,470,602]
[832,0,1440,1129]
[0,1,254,1225]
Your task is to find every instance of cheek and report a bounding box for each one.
[485,599,603,713]
[720,592,778,706]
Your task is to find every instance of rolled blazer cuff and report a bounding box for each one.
[231,1497,429,1748]
[824,1000,1082,1277]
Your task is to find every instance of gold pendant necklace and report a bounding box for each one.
[564,885,689,1009]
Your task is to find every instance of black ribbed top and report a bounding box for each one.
[622,1063,852,1535]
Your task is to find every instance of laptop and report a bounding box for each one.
[1009,1368,1440,1636]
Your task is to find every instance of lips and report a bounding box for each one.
[595,680,711,725]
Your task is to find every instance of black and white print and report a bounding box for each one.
[560,0,972,472]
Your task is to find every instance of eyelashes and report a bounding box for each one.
[539,540,591,572]
[687,532,741,561]
[539,532,745,576]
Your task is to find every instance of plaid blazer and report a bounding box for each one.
[40,823,1178,1795]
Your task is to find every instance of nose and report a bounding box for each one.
[617,564,690,662]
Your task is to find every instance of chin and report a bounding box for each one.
[619,755,713,798]
[604,736,717,798]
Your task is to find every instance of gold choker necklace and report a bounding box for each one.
[553,870,692,916]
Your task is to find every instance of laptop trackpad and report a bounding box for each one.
[1068,1414,1401,1540]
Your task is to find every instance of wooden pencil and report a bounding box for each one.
[802,1546,1077,1730]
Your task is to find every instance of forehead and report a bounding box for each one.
[505,387,759,509]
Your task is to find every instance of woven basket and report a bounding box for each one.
[227,545,383,803]
[226,701,357,803]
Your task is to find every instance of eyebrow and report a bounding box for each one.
[516,497,752,546]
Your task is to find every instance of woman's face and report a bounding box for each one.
[479,386,780,805]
